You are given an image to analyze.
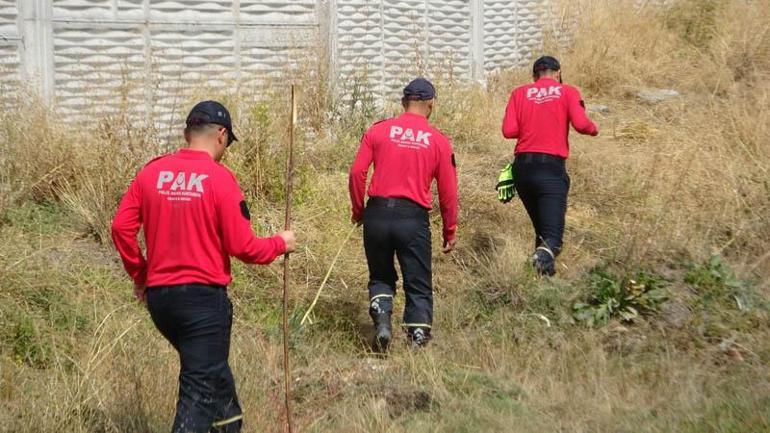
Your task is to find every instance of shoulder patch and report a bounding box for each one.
[580,100,586,108]
[451,153,457,167]
[239,200,251,220]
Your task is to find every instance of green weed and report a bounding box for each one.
[573,267,668,326]
[685,255,760,310]
[684,255,768,342]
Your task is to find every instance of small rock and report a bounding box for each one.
[373,397,388,412]
[587,104,610,114]
[661,301,691,329]
[637,88,680,104]
[725,347,744,362]
[362,358,387,373]
[718,338,744,362]
[609,323,629,334]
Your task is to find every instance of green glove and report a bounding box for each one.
[496,163,516,204]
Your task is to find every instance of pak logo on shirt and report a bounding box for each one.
[390,126,432,149]
[156,171,209,202]
[527,86,562,104]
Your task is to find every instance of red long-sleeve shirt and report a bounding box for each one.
[502,77,598,158]
[349,112,459,242]
[111,148,286,287]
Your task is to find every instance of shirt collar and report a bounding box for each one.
[400,112,428,121]
[536,77,560,85]
[176,148,213,160]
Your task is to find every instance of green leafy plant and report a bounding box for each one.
[8,315,52,368]
[684,255,758,310]
[573,267,668,326]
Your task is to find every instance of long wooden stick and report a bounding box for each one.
[300,225,357,326]
[281,85,296,433]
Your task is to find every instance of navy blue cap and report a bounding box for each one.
[533,56,561,74]
[186,100,238,144]
[403,78,436,101]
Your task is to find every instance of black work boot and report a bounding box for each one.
[532,246,556,277]
[407,327,432,350]
[369,297,393,352]
[371,313,392,353]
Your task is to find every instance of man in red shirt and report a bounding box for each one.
[112,101,296,433]
[349,78,459,351]
[501,56,598,276]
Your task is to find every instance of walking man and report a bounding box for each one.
[500,56,598,276]
[111,101,296,432]
[349,78,459,351]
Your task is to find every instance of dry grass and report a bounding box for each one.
[1,0,769,432]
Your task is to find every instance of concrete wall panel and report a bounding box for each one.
[1,0,566,122]
[0,0,20,100]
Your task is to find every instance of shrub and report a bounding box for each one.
[7,314,52,368]
[573,267,668,326]
[685,255,760,311]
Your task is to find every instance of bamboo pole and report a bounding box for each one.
[281,85,297,433]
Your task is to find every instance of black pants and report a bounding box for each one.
[513,153,571,256]
[363,197,433,329]
[147,284,242,433]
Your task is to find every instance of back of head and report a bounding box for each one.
[185,122,220,138]
[184,100,239,161]
[402,77,436,117]
[185,100,238,144]
[532,55,561,81]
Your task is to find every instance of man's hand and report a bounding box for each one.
[133,284,147,303]
[442,237,457,254]
[279,230,297,253]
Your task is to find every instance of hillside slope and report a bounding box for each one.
[1,0,768,432]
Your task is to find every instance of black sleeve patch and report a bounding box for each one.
[451,153,457,167]
[580,100,586,108]
[239,200,251,220]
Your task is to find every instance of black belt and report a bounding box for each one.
[515,152,565,166]
[367,196,427,209]
[147,283,226,291]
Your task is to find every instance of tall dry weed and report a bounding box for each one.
[2,1,769,430]
[0,94,82,214]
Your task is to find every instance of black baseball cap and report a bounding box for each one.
[186,100,238,144]
[533,56,561,74]
[403,78,436,101]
